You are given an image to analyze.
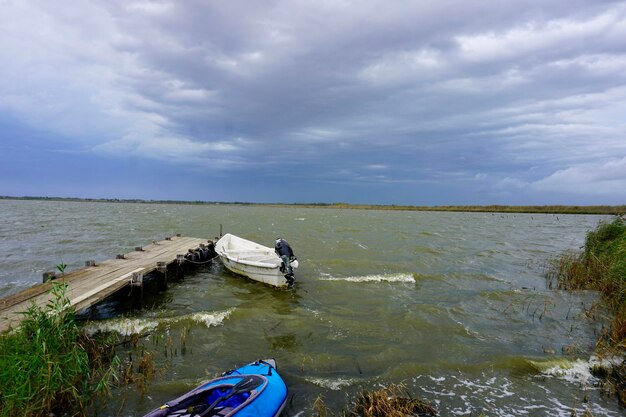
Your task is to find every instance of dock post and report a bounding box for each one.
[176,254,185,279]
[130,272,144,309]
[207,240,216,259]
[42,272,56,283]
[156,261,168,291]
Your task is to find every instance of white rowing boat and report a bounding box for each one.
[215,234,298,287]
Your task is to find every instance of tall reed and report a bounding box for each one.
[547,216,626,344]
[0,283,116,417]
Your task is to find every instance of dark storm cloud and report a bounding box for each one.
[1,0,625,203]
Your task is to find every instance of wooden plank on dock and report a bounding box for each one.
[0,236,212,333]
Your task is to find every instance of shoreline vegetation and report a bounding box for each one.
[1,195,625,215]
[0,283,118,417]
[0,283,161,417]
[547,216,626,407]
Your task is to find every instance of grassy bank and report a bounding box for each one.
[547,216,626,406]
[0,283,117,417]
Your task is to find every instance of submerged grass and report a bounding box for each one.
[0,283,117,417]
[546,216,626,406]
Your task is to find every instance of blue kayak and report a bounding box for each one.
[143,359,287,417]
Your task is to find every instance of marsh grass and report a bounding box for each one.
[0,283,117,417]
[546,216,626,406]
[313,384,437,416]
[547,217,626,344]
[117,348,158,396]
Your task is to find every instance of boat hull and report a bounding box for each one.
[215,234,296,287]
[143,359,287,417]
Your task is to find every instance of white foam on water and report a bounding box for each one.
[83,308,235,336]
[415,370,623,417]
[319,273,415,283]
[540,359,595,384]
[305,377,356,390]
[535,355,624,385]
[417,374,522,417]
[83,317,160,336]
[187,308,235,329]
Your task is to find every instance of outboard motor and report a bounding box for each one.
[275,238,297,287]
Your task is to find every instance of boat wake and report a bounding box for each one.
[319,273,415,283]
[83,308,235,336]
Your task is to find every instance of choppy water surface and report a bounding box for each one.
[0,200,621,416]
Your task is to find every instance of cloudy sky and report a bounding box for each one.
[1,0,625,205]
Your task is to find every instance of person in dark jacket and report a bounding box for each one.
[275,238,296,287]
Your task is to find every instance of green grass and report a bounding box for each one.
[0,283,117,417]
[547,216,626,344]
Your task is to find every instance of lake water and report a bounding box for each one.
[0,199,621,416]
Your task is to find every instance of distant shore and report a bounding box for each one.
[1,195,624,215]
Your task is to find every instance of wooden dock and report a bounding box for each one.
[0,235,215,333]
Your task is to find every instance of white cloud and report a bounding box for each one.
[163,85,215,103]
[125,1,174,15]
[435,68,529,93]
[94,133,244,166]
[293,128,344,143]
[495,176,529,189]
[206,51,268,77]
[455,5,626,62]
[549,53,626,76]
[532,157,626,196]
[358,48,445,85]
[0,1,131,139]
[474,173,487,180]
[493,123,613,138]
